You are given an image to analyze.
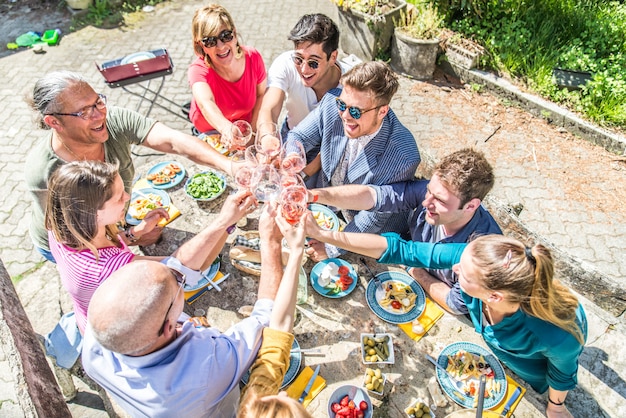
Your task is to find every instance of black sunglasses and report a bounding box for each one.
[201,29,234,48]
[335,98,379,120]
[292,54,320,70]
[157,268,187,337]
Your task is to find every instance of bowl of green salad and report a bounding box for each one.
[184,169,227,202]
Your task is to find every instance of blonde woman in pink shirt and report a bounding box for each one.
[45,160,254,333]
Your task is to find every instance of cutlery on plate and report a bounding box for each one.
[290,348,322,354]
[500,386,522,417]
[476,374,486,417]
[207,273,228,292]
[425,354,464,390]
[359,257,383,291]
[298,364,321,403]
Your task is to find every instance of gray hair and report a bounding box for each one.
[27,70,90,129]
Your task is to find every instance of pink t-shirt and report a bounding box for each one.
[188,45,266,133]
[48,231,135,333]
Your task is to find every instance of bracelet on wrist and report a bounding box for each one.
[548,397,565,406]
[226,224,236,234]
[125,228,139,243]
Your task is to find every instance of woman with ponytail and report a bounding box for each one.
[304,217,586,418]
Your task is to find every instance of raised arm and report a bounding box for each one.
[257,203,285,301]
[308,184,376,211]
[191,81,234,136]
[269,209,306,331]
[257,86,286,128]
[141,122,233,174]
[169,190,255,271]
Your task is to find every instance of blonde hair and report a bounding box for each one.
[238,391,312,418]
[45,160,121,260]
[469,235,585,345]
[191,4,243,67]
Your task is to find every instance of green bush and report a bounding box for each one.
[426,0,626,128]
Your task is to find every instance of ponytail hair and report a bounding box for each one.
[469,235,585,345]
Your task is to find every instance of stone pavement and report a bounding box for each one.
[0,0,625,417]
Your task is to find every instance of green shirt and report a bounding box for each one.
[25,106,156,251]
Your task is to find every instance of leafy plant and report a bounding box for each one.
[335,0,398,15]
[395,3,443,39]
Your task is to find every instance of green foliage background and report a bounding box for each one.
[411,0,626,128]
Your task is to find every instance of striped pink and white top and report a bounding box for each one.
[48,231,135,333]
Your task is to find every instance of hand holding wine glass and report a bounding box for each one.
[255,122,282,163]
[280,139,306,174]
[279,185,308,226]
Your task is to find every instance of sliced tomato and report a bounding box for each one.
[338,265,350,275]
[340,281,350,291]
[340,275,353,285]
[391,300,402,310]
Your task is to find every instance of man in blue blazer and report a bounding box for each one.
[286,61,420,260]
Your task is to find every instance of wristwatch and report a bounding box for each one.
[125,227,139,243]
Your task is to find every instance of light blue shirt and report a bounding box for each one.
[82,299,273,418]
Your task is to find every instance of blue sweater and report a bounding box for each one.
[378,233,587,393]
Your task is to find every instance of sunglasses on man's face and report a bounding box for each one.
[201,29,234,48]
[335,98,379,120]
[292,55,320,70]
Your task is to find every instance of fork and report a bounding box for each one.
[359,257,383,291]
[425,354,464,390]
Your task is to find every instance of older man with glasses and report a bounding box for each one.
[24,70,234,262]
[82,205,286,418]
[286,61,421,261]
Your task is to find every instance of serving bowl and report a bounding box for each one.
[184,170,227,202]
[328,385,372,418]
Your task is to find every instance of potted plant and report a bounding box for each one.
[440,29,485,70]
[332,0,407,61]
[390,3,443,79]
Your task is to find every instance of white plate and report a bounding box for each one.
[121,51,156,64]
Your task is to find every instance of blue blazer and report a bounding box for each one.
[287,88,421,236]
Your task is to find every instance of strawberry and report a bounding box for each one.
[356,412,364,418]
[331,403,342,413]
[337,406,351,414]
[340,395,350,407]
[348,400,356,409]
[359,401,368,411]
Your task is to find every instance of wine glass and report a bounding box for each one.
[255,122,282,162]
[229,120,253,163]
[280,139,306,174]
[280,171,306,190]
[251,164,281,203]
[280,185,308,225]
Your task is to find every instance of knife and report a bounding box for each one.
[359,257,383,291]
[500,386,522,417]
[298,364,321,403]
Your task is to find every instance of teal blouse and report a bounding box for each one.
[378,233,587,393]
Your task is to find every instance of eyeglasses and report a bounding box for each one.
[292,55,320,70]
[157,268,187,337]
[335,98,379,120]
[201,29,234,48]
[46,94,107,120]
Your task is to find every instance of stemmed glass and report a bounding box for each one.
[280,139,307,174]
[251,164,281,204]
[255,122,282,163]
[279,185,308,225]
[229,120,253,163]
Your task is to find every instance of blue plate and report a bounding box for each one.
[183,261,221,292]
[241,338,301,389]
[310,258,357,298]
[197,131,229,155]
[436,342,507,409]
[146,161,186,190]
[308,203,339,231]
[125,188,170,226]
[365,271,426,324]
